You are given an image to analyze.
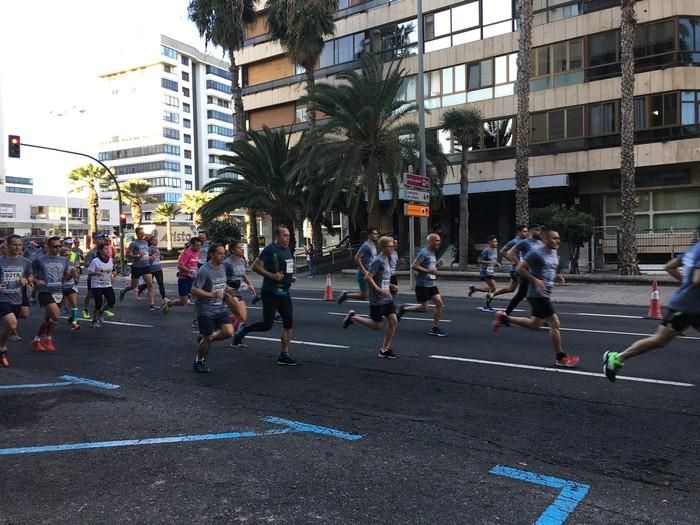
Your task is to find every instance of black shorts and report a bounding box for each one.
[510,270,519,281]
[21,286,29,307]
[38,292,61,307]
[0,303,21,319]
[131,266,151,279]
[198,312,232,336]
[261,289,294,330]
[662,309,700,334]
[62,288,77,297]
[369,302,396,322]
[390,275,398,286]
[481,275,496,282]
[87,279,92,291]
[415,286,440,303]
[528,297,556,319]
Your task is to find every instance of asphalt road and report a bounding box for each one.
[1,278,698,524]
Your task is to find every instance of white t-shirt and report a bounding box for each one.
[88,257,114,288]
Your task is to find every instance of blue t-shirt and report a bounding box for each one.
[389,251,399,275]
[0,256,32,305]
[415,247,438,288]
[514,238,541,259]
[524,247,559,298]
[368,255,393,306]
[356,241,377,270]
[479,247,498,277]
[668,242,700,314]
[258,243,294,293]
[193,262,228,317]
[503,237,518,253]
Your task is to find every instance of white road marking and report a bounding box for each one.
[245,335,349,349]
[557,326,700,341]
[102,320,155,328]
[326,312,452,323]
[429,355,695,388]
[573,312,644,319]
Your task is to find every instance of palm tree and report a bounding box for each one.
[619,0,640,275]
[120,180,156,229]
[441,108,482,271]
[514,0,533,226]
[67,164,109,241]
[201,127,305,248]
[153,203,181,251]
[181,191,212,228]
[188,0,256,138]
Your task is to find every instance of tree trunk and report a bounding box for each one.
[304,65,317,128]
[165,218,173,251]
[458,150,470,271]
[229,49,247,140]
[87,185,99,239]
[296,220,305,247]
[312,220,323,253]
[515,0,533,226]
[131,204,142,229]
[619,0,640,275]
[248,209,259,258]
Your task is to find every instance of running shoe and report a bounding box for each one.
[251,295,261,305]
[31,339,46,352]
[480,306,496,312]
[42,339,56,352]
[119,289,127,302]
[396,305,406,322]
[92,319,102,328]
[193,360,211,373]
[82,309,91,319]
[485,292,494,308]
[429,326,448,337]
[103,310,115,318]
[337,291,348,305]
[276,354,299,366]
[0,350,9,367]
[468,285,476,298]
[9,332,22,341]
[492,311,510,333]
[232,325,247,347]
[161,300,173,314]
[342,310,356,329]
[70,321,80,331]
[149,304,159,311]
[61,305,70,316]
[274,314,283,323]
[555,354,580,368]
[603,351,624,382]
[378,348,398,359]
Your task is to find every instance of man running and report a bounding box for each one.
[224,240,256,342]
[469,235,500,311]
[59,245,81,330]
[492,229,580,368]
[232,225,298,366]
[604,240,700,382]
[397,233,447,336]
[0,235,33,366]
[342,235,399,358]
[488,225,530,308]
[163,237,202,312]
[190,244,234,373]
[138,236,168,309]
[119,227,156,309]
[87,242,117,327]
[31,236,74,352]
[502,225,543,316]
[338,228,379,304]
[197,229,209,268]
[82,234,109,319]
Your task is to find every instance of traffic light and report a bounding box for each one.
[120,213,127,230]
[8,135,20,158]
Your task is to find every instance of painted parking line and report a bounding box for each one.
[245,335,349,349]
[490,465,590,525]
[326,312,452,323]
[429,355,695,387]
[0,416,361,456]
[0,375,120,392]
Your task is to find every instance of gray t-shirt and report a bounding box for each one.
[479,247,498,277]
[357,241,377,270]
[668,242,700,314]
[33,255,72,295]
[199,242,210,264]
[415,247,438,288]
[389,251,399,275]
[224,256,246,287]
[84,247,99,268]
[194,262,229,317]
[524,247,560,298]
[149,246,162,272]
[129,239,150,268]
[0,256,32,305]
[368,255,393,306]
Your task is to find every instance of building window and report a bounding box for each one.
[185,180,193,190]
[182,71,190,82]
[368,19,418,61]
[184,166,192,175]
[531,39,584,91]
[161,78,178,91]
[319,32,366,68]
[99,144,180,161]
[207,110,234,123]
[161,45,177,59]
[182,87,190,97]
[181,55,189,66]
[207,96,230,108]
[183,118,191,129]
[99,209,111,222]
[208,169,217,178]
[163,95,179,107]
[206,64,232,80]
[681,91,700,125]
[533,0,581,26]
[183,102,191,113]
[206,80,232,94]
[295,104,307,123]
[588,102,618,136]
[163,64,174,73]
[531,107,584,143]
[0,204,15,218]
[207,125,234,137]
[163,110,179,124]
[184,149,192,159]
[115,161,181,175]
[587,30,619,81]
[208,139,229,150]
[145,177,182,188]
[163,127,180,140]
[6,187,32,194]
[5,176,33,185]
[184,134,192,144]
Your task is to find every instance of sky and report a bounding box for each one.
[0,0,211,195]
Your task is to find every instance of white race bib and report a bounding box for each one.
[381,279,391,290]
[285,259,294,274]
[212,282,226,305]
[428,273,436,280]
[52,293,64,303]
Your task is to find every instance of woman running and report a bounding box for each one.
[224,240,256,345]
[87,243,116,327]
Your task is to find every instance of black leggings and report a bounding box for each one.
[247,290,293,331]
[505,278,529,315]
[138,270,166,299]
[92,288,115,311]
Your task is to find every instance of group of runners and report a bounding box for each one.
[1,221,698,381]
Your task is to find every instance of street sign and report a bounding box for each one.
[405,189,430,203]
[403,172,430,190]
[404,203,430,217]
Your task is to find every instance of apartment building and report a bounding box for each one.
[236,0,700,257]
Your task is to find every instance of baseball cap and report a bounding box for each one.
[63,238,73,245]
[94,233,107,240]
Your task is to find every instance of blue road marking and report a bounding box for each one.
[0,375,120,392]
[489,465,590,525]
[0,417,363,456]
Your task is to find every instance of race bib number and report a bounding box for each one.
[428,273,436,280]
[381,279,391,291]
[212,282,226,305]
[285,259,294,274]
[52,293,64,303]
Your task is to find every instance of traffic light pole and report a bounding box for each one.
[20,143,126,274]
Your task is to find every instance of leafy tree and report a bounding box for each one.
[203,219,242,244]
[119,180,156,229]
[153,203,181,251]
[180,191,212,227]
[530,204,596,274]
[67,164,109,240]
[515,0,533,225]
[441,108,482,271]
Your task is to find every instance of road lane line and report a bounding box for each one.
[428,355,695,387]
[0,375,120,392]
[245,335,349,349]
[557,327,700,340]
[326,312,452,323]
[572,312,643,319]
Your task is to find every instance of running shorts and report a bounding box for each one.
[369,302,396,323]
[415,286,440,303]
[528,297,555,319]
[662,309,700,334]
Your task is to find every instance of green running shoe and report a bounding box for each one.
[82,309,90,320]
[603,351,624,382]
[103,309,115,318]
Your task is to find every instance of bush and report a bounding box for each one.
[204,219,242,245]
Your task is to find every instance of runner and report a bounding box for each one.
[397,233,447,336]
[342,235,399,358]
[31,236,74,352]
[468,235,500,311]
[138,236,168,308]
[59,245,81,331]
[87,242,116,327]
[0,235,33,366]
[492,229,580,368]
[197,229,209,268]
[232,225,299,366]
[72,238,84,269]
[337,228,379,304]
[162,237,201,313]
[191,243,234,373]
[224,240,256,345]
[119,227,156,310]
[389,237,399,298]
[603,240,700,382]
[82,234,109,319]
[488,225,530,308]
[502,225,543,316]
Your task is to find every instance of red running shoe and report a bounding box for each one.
[492,311,509,333]
[42,338,56,352]
[32,339,46,352]
[0,350,9,367]
[555,355,580,368]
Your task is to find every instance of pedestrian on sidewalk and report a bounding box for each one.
[342,235,400,358]
[501,225,543,315]
[397,233,447,336]
[489,225,530,306]
[468,235,500,311]
[604,240,700,382]
[492,229,580,368]
[337,228,379,304]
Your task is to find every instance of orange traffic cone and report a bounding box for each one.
[323,273,334,302]
[646,279,663,320]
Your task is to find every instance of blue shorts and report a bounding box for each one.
[356,270,369,293]
[178,278,194,297]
